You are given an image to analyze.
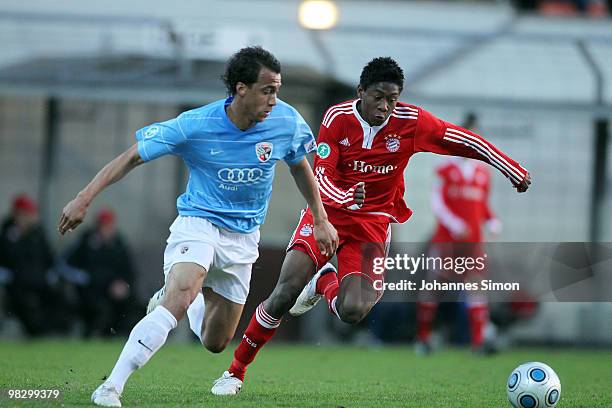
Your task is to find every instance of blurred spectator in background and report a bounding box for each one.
[415,113,502,355]
[66,208,139,338]
[0,194,59,336]
[539,0,608,17]
[512,0,608,17]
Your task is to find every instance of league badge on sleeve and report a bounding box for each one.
[317,142,331,159]
[144,126,160,139]
[256,142,273,162]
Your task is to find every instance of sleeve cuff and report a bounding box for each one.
[345,183,363,210]
[136,140,150,162]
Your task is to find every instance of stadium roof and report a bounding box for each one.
[0,55,350,105]
[0,1,611,114]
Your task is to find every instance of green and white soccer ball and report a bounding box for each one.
[507,362,561,408]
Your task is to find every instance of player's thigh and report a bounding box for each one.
[336,240,384,296]
[264,249,318,316]
[336,222,390,289]
[336,240,385,322]
[161,216,218,317]
[162,262,207,318]
[201,287,244,353]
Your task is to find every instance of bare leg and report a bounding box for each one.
[101,263,205,395]
[212,250,317,390]
[264,250,318,317]
[199,288,245,353]
[335,275,379,324]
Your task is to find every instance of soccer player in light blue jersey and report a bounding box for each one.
[58,46,338,407]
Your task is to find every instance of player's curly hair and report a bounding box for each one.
[359,57,404,91]
[223,46,281,96]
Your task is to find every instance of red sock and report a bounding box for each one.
[467,303,488,348]
[316,271,339,316]
[416,302,438,342]
[228,303,281,381]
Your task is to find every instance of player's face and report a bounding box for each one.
[358,82,401,126]
[241,67,282,123]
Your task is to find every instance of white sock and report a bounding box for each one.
[186,292,206,343]
[106,305,177,394]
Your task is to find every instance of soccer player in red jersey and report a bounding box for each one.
[415,113,503,355]
[212,57,531,395]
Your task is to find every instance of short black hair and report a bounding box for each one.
[223,46,281,96]
[359,57,404,91]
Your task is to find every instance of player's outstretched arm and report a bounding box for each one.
[58,144,144,235]
[289,158,339,256]
[415,109,532,193]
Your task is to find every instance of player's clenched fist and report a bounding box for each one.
[353,182,366,205]
[314,218,339,257]
[58,195,89,235]
[346,182,366,210]
[515,172,531,193]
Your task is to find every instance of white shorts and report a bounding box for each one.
[162,216,260,304]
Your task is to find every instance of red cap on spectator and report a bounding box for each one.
[97,208,116,226]
[12,194,38,214]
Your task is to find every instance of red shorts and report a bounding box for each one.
[287,208,391,286]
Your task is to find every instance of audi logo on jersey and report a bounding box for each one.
[350,160,397,174]
[218,168,264,183]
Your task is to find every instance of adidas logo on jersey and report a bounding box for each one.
[339,138,350,147]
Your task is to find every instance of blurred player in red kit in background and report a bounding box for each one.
[415,113,503,355]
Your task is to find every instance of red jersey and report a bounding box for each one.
[314,100,527,225]
[431,158,496,243]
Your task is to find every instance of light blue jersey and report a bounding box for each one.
[136,97,316,233]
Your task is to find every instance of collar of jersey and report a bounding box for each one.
[353,99,390,149]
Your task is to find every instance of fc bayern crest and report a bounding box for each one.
[255,142,273,162]
[385,134,401,153]
[299,224,314,237]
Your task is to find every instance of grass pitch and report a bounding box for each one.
[0,340,611,407]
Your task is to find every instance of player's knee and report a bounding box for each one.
[169,265,205,294]
[203,335,231,353]
[337,300,370,325]
[338,307,366,325]
[161,287,192,320]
